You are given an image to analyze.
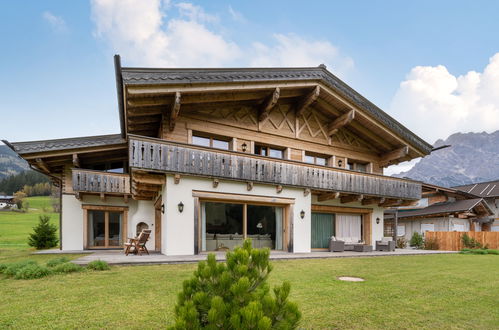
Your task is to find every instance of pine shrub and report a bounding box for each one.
[46,257,70,268]
[52,262,83,274]
[410,232,424,249]
[28,215,58,249]
[14,264,52,280]
[86,260,110,271]
[170,239,301,329]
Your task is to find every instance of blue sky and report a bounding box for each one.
[1,0,498,173]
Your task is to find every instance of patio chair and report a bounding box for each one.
[124,229,151,256]
[329,237,345,252]
[376,237,395,251]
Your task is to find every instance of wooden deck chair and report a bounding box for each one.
[124,229,151,256]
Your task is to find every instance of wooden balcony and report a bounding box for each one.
[72,169,131,195]
[129,136,421,200]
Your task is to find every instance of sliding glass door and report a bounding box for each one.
[201,201,284,252]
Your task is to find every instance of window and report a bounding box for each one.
[255,144,284,159]
[347,160,369,173]
[192,133,230,150]
[304,153,327,166]
[89,161,127,173]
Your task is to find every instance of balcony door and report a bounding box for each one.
[83,205,128,249]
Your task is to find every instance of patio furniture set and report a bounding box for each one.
[329,236,396,252]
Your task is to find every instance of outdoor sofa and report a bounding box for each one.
[376,237,396,251]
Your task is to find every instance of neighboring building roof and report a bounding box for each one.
[115,58,433,155]
[453,180,499,198]
[3,134,126,155]
[397,198,490,219]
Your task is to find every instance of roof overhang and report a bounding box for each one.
[113,55,433,164]
[2,134,127,176]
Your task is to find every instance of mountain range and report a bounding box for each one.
[0,144,29,180]
[393,130,499,187]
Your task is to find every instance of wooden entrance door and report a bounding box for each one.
[154,198,162,252]
[311,213,335,249]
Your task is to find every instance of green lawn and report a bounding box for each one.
[0,196,59,250]
[1,199,498,329]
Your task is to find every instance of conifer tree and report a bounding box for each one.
[171,239,301,329]
[28,215,58,249]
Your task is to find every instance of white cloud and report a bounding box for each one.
[91,0,240,67]
[390,54,499,144]
[42,11,68,33]
[251,34,353,75]
[90,0,352,71]
[228,5,246,23]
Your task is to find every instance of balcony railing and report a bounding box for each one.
[72,169,130,194]
[129,136,421,200]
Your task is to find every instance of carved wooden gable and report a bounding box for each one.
[259,104,295,138]
[187,105,258,130]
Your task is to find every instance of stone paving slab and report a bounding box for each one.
[72,249,457,266]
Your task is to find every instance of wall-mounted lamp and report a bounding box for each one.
[161,204,165,214]
[241,142,248,152]
[178,202,184,213]
[376,217,380,224]
[337,159,343,168]
[300,210,305,219]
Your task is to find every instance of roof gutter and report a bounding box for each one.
[114,54,126,139]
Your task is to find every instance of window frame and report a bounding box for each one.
[82,205,128,249]
[254,144,285,159]
[191,132,232,150]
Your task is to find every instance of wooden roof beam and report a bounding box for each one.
[379,145,409,167]
[258,87,280,122]
[317,192,340,202]
[35,158,50,173]
[340,194,364,204]
[379,199,403,207]
[362,197,385,206]
[72,153,80,168]
[169,91,181,131]
[295,86,320,117]
[131,172,166,185]
[328,109,355,136]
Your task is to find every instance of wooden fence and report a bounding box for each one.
[129,137,421,200]
[425,231,499,251]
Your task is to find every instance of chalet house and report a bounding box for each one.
[454,180,499,232]
[0,195,15,209]
[3,55,433,255]
[385,183,494,241]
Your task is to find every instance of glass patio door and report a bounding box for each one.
[201,202,284,252]
[88,210,123,248]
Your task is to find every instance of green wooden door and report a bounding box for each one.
[311,213,335,249]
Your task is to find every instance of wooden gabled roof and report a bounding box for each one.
[114,55,433,157]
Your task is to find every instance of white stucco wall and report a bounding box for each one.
[162,175,310,256]
[61,194,155,251]
[398,217,470,241]
[311,195,385,243]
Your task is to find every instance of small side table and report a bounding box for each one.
[353,245,373,252]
